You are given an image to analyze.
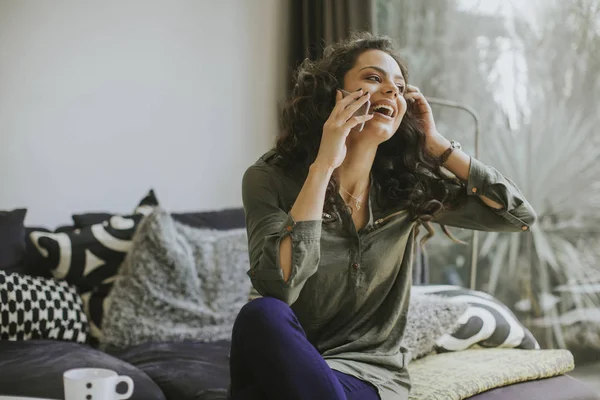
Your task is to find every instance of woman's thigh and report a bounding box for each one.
[332,370,380,400]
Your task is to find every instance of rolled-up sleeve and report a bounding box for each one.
[242,165,321,305]
[434,157,537,232]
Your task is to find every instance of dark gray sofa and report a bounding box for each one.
[0,207,597,400]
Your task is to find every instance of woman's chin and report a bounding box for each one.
[357,119,397,141]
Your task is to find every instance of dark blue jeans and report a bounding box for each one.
[229,297,380,400]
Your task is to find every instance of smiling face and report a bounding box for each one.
[342,49,407,142]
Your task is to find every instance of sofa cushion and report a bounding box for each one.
[0,271,88,343]
[0,209,27,275]
[465,375,600,400]
[171,208,245,230]
[73,207,246,232]
[108,340,230,400]
[0,339,165,399]
[71,189,159,229]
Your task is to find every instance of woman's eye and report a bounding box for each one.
[366,75,381,82]
[397,85,405,93]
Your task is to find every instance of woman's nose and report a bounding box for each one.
[382,83,399,97]
[385,88,398,97]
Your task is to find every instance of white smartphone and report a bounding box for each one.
[340,89,371,131]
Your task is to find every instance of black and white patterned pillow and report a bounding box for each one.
[0,271,88,343]
[27,191,159,345]
[29,214,147,344]
[412,285,540,351]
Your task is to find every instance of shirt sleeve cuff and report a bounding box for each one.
[279,213,322,241]
[467,157,491,196]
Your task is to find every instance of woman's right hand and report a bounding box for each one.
[314,89,373,170]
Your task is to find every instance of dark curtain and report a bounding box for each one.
[288,0,375,89]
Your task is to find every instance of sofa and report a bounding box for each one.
[0,194,598,400]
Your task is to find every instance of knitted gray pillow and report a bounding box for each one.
[100,208,250,350]
[401,293,469,360]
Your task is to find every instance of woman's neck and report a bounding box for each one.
[335,144,377,196]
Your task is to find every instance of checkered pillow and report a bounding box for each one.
[0,271,88,343]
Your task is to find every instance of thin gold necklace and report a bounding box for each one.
[339,184,369,210]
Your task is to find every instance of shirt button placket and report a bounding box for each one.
[350,261,362,290]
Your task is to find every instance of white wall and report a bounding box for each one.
[0,0,289,227]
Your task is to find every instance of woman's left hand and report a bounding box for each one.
[404,85,450,158]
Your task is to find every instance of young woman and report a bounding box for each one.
[229,32,536,400]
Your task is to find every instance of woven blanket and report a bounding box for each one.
[407,348,575,399]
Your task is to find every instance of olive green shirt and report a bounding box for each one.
[241,149,536,400]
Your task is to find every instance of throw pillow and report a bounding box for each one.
[29,214,145,344]
[28,191,158,345]
[401,293,468,359]
[101,208,251,350]
[0,271,88,343]
[0,209,27,273]
[412,285,540,351]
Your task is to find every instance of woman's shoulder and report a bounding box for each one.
[243,149,302,190]
[244,149,282,179]
[242,149,303,210]
[244,149,298,182]
[252,148,281,169]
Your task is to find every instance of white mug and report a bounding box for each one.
[63,368,134,400]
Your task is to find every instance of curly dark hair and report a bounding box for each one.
[275,32,466,244]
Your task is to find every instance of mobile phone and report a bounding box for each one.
[340,89,371,132]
